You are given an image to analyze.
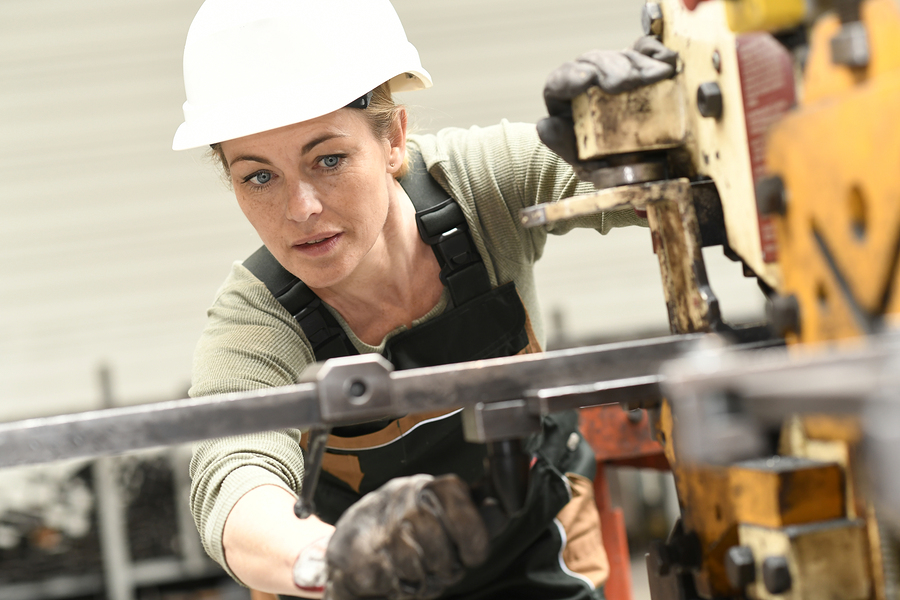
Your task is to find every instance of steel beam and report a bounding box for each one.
[0,334,705,469]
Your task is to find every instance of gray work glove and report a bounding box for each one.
[325,474,489,600]
[537,36,679,171]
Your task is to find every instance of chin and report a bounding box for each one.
[287,261,353,291]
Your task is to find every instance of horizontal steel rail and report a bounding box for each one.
[0,334,705,469]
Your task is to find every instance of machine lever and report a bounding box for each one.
[294,426,331,519]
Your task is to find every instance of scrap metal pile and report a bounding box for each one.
[1,1,899,599]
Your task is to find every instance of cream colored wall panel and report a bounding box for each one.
[0,0,764,422]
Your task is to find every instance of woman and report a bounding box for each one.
[175,1,662,598]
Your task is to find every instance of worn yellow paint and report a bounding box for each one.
[767,0,900,344]
[739,520,872,600]
[660,399,741,598]
[729,460,844,528]
[659,0,782,289]
[724,0,807,34]
[573,79,687,158]
[646,186,715,334]
[801,415,862,445]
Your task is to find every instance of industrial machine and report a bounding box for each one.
[1,1,899,600]
[523,1,900,600]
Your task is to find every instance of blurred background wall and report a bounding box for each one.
[0,0,765,422]
[0,1,764,598]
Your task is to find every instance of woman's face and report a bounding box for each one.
[220,108,404,290]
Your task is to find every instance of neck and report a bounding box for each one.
[311,178,443,345]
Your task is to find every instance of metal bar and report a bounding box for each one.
[95,457,134,600]
[388,334,701,413]
[660,332,900,464]
[518,179,690,228]
[0,383,320,468]
[0,334,705,469]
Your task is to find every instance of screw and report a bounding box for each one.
[767,294,801,338]
[725,546,756,589]
[762,556,792,594]
[642,3,664,36]
[831,21,869,68]
[697,82,723,119]
[712,50,722,73]
[756,175,788,216]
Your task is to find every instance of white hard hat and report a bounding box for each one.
[172,0,432,151]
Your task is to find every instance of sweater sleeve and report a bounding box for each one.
[188,262,314,583]
[415,120,646,265]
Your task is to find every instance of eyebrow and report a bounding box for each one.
[228,154,273,168]
[228,132,351,168]
[302,132,350,155]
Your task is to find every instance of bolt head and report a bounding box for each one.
[697,82,723,119]
[725,546,756,589]
[767,294,801,338]
[762,556,792,594]
[642,3,664,36]
[831,21,869,68]
[756,175,788,216]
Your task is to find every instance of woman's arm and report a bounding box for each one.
[189,263,324,591]
[223,485,335,597]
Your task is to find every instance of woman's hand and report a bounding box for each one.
[537,36,679,170]
[325,474,489,600]
[223,485,335,598]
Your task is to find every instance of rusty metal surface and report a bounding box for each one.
[573,78,687,159]
[519,179,690,228]
[580,404,664,462]
[646,183,721,334]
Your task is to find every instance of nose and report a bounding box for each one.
[285,180,323,222]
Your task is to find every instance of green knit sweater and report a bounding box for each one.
[188,120,644,581]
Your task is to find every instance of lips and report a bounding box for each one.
[292,232,342,255]
[294,232,339,246]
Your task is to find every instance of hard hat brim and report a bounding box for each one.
[172,68,431,151]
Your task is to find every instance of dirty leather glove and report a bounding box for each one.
[325,474,489,600]
[537,36,679,170]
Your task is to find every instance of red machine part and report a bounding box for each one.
[683,0,712,9]
[735,33,797,263]
[580,405,670,600]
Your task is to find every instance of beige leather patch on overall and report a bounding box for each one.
[557,472,610,588]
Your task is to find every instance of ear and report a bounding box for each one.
[386,107,408,176]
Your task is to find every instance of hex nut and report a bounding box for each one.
[831,21,869,68]
[642,3,664,36]
[725,546,756,589]
[756,175,788,216]
[697,82,723,119]
[762,556,792,594]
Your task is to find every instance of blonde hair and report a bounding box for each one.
[209,81,408,179]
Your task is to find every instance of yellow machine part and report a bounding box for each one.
[724,0,808,33]
[767,0,900,344]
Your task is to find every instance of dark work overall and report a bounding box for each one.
[244,151,604,600]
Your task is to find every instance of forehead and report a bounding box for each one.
[220,108,372,159]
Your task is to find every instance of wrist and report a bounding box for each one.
[292,531,333,597]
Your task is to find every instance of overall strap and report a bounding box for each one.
[400,151,491,306]
[243,246,358,361]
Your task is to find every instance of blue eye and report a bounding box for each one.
[321,155,340,168]
[251,171,272,185]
